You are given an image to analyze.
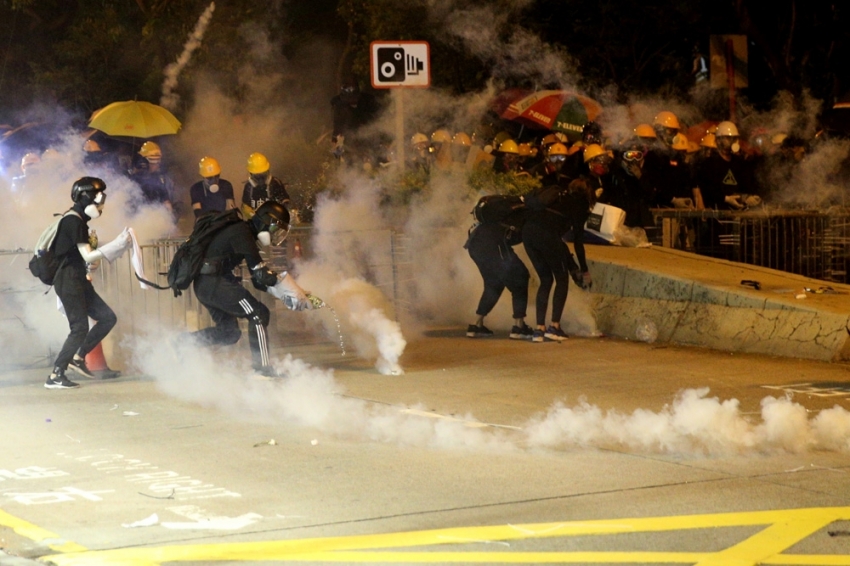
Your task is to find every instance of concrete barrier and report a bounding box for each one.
[587,245,850,362]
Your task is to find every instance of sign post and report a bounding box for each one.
[370,41,431,173]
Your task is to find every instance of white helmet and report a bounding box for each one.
[715,121,740,137]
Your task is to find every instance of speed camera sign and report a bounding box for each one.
[370,41,430,88]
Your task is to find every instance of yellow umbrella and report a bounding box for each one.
[88,100,181,138]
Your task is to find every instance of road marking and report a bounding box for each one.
[0,507,842,565]
[761,383,850,398]
[0,509,86,554]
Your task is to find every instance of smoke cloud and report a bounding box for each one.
[160,2,216,112]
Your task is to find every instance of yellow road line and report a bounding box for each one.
[27,506,850,566]
[0,508,87,553]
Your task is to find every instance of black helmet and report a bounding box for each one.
[71,176,106,205]
[582,121,603,145]
[250,201,291,245]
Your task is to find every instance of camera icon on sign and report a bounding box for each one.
[377,48,405,82]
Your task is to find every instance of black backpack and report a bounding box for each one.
[137,209,243,297]
[471,194,526,229]
[28,210,80,288]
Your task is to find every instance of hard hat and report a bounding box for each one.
[548,142,568,156]
[138,141,162,159]
[671,133,689,151]
[431,129,452,143]
[83,139,102,152]
[247,152,270,174]
[715,121,739,137]
[541,133,559,146]
[410,132,429,146]
[41,148,61,160]
[452,132,471,146]
[583,143,611,163]
[497,139,519,154]
[687,141,700,153]
[771,133,788,146]
[700,133,717,148]
[199,156,221,178]
[634,124,657,138]
[653,111,681,129]
[567,140,585,155]
[20,152,40,172]
[493,131,512,147]
[517,143,532,157]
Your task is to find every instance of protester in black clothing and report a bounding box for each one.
[241,152,290,220]
[693,121,759,210]
[46,177,132,389]
[190,156,235,220]
[529,142,569,187]
[129,141,178,217]
[190,201,313,377]
[604,145,654,229]
[465,222,532,339]
[522,181,593,343]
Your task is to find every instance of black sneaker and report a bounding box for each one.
[466,324,494,338]
[45,374,80,389]
[531,329,547,343]
[93,368,121,380]
[509,324,535,340]
[544,326,569,341]
[68,357,95,379]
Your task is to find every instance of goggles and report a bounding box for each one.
[268,221,290,246]
[93,191,106,205]
[623,149,644,162]
[548,154,566,163]
[341,86,356,94]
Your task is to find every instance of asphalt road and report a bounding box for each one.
[2,328,850,566]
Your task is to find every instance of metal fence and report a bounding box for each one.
[652,209,850,283]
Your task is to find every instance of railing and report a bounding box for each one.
[651,209,850,283]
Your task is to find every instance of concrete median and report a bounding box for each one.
[587,245,850,362]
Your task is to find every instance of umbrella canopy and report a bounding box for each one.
[88,100,181,138]
[498,90,603,142]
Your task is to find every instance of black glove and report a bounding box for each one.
[570,268,585,289]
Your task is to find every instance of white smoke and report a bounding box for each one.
[160,2,217,112]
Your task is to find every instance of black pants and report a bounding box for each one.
[522,222,575,327]
[467,224,529,319]
[53,266,117,372]
[192,274,271,369]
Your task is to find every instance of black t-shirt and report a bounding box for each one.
[190,179,235,215]
[241,177,290,212]
[695,152,754,209]
[53,211,89,273]
[203,222,264,276]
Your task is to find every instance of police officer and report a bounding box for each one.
[191,201,313,377]
[241,153,290,219]
[46,177,132,389]
[190,156,235,220]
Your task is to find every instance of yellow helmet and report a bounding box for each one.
[493,131,512,147]
[567,140,584,155]
[687,141,700,153]
[138,141,162,160]
[634,124,657,138]
[199,156,221,178]
[247,152,270,174]
[83,139,102,152]
[700,133,717,148]
[715,121,739,137]
[671,133,689,151]
[548,142,568,156]
[452,132,471,146]
[653,111,681,130]
[497,139,519,154]
[541,133,559,146]
[517,142,532,157]
[20,152,40,172]
[410,132,429,146]
[431,129,452,143]
[583,143,611,163]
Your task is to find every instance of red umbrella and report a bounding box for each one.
[498,90,603,141]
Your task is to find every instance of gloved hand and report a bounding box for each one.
[268,272,313,311]
[671,197,694,209]
[582,271,593,290]
[569,268,586,289]
[724,194,745,210]
[98,228,131,263]
[744,195,762,207]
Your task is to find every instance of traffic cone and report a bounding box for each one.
[85,342,109,372]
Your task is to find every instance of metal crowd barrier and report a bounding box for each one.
[651,209,850,283]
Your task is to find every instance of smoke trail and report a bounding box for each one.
[160,2,216,111]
